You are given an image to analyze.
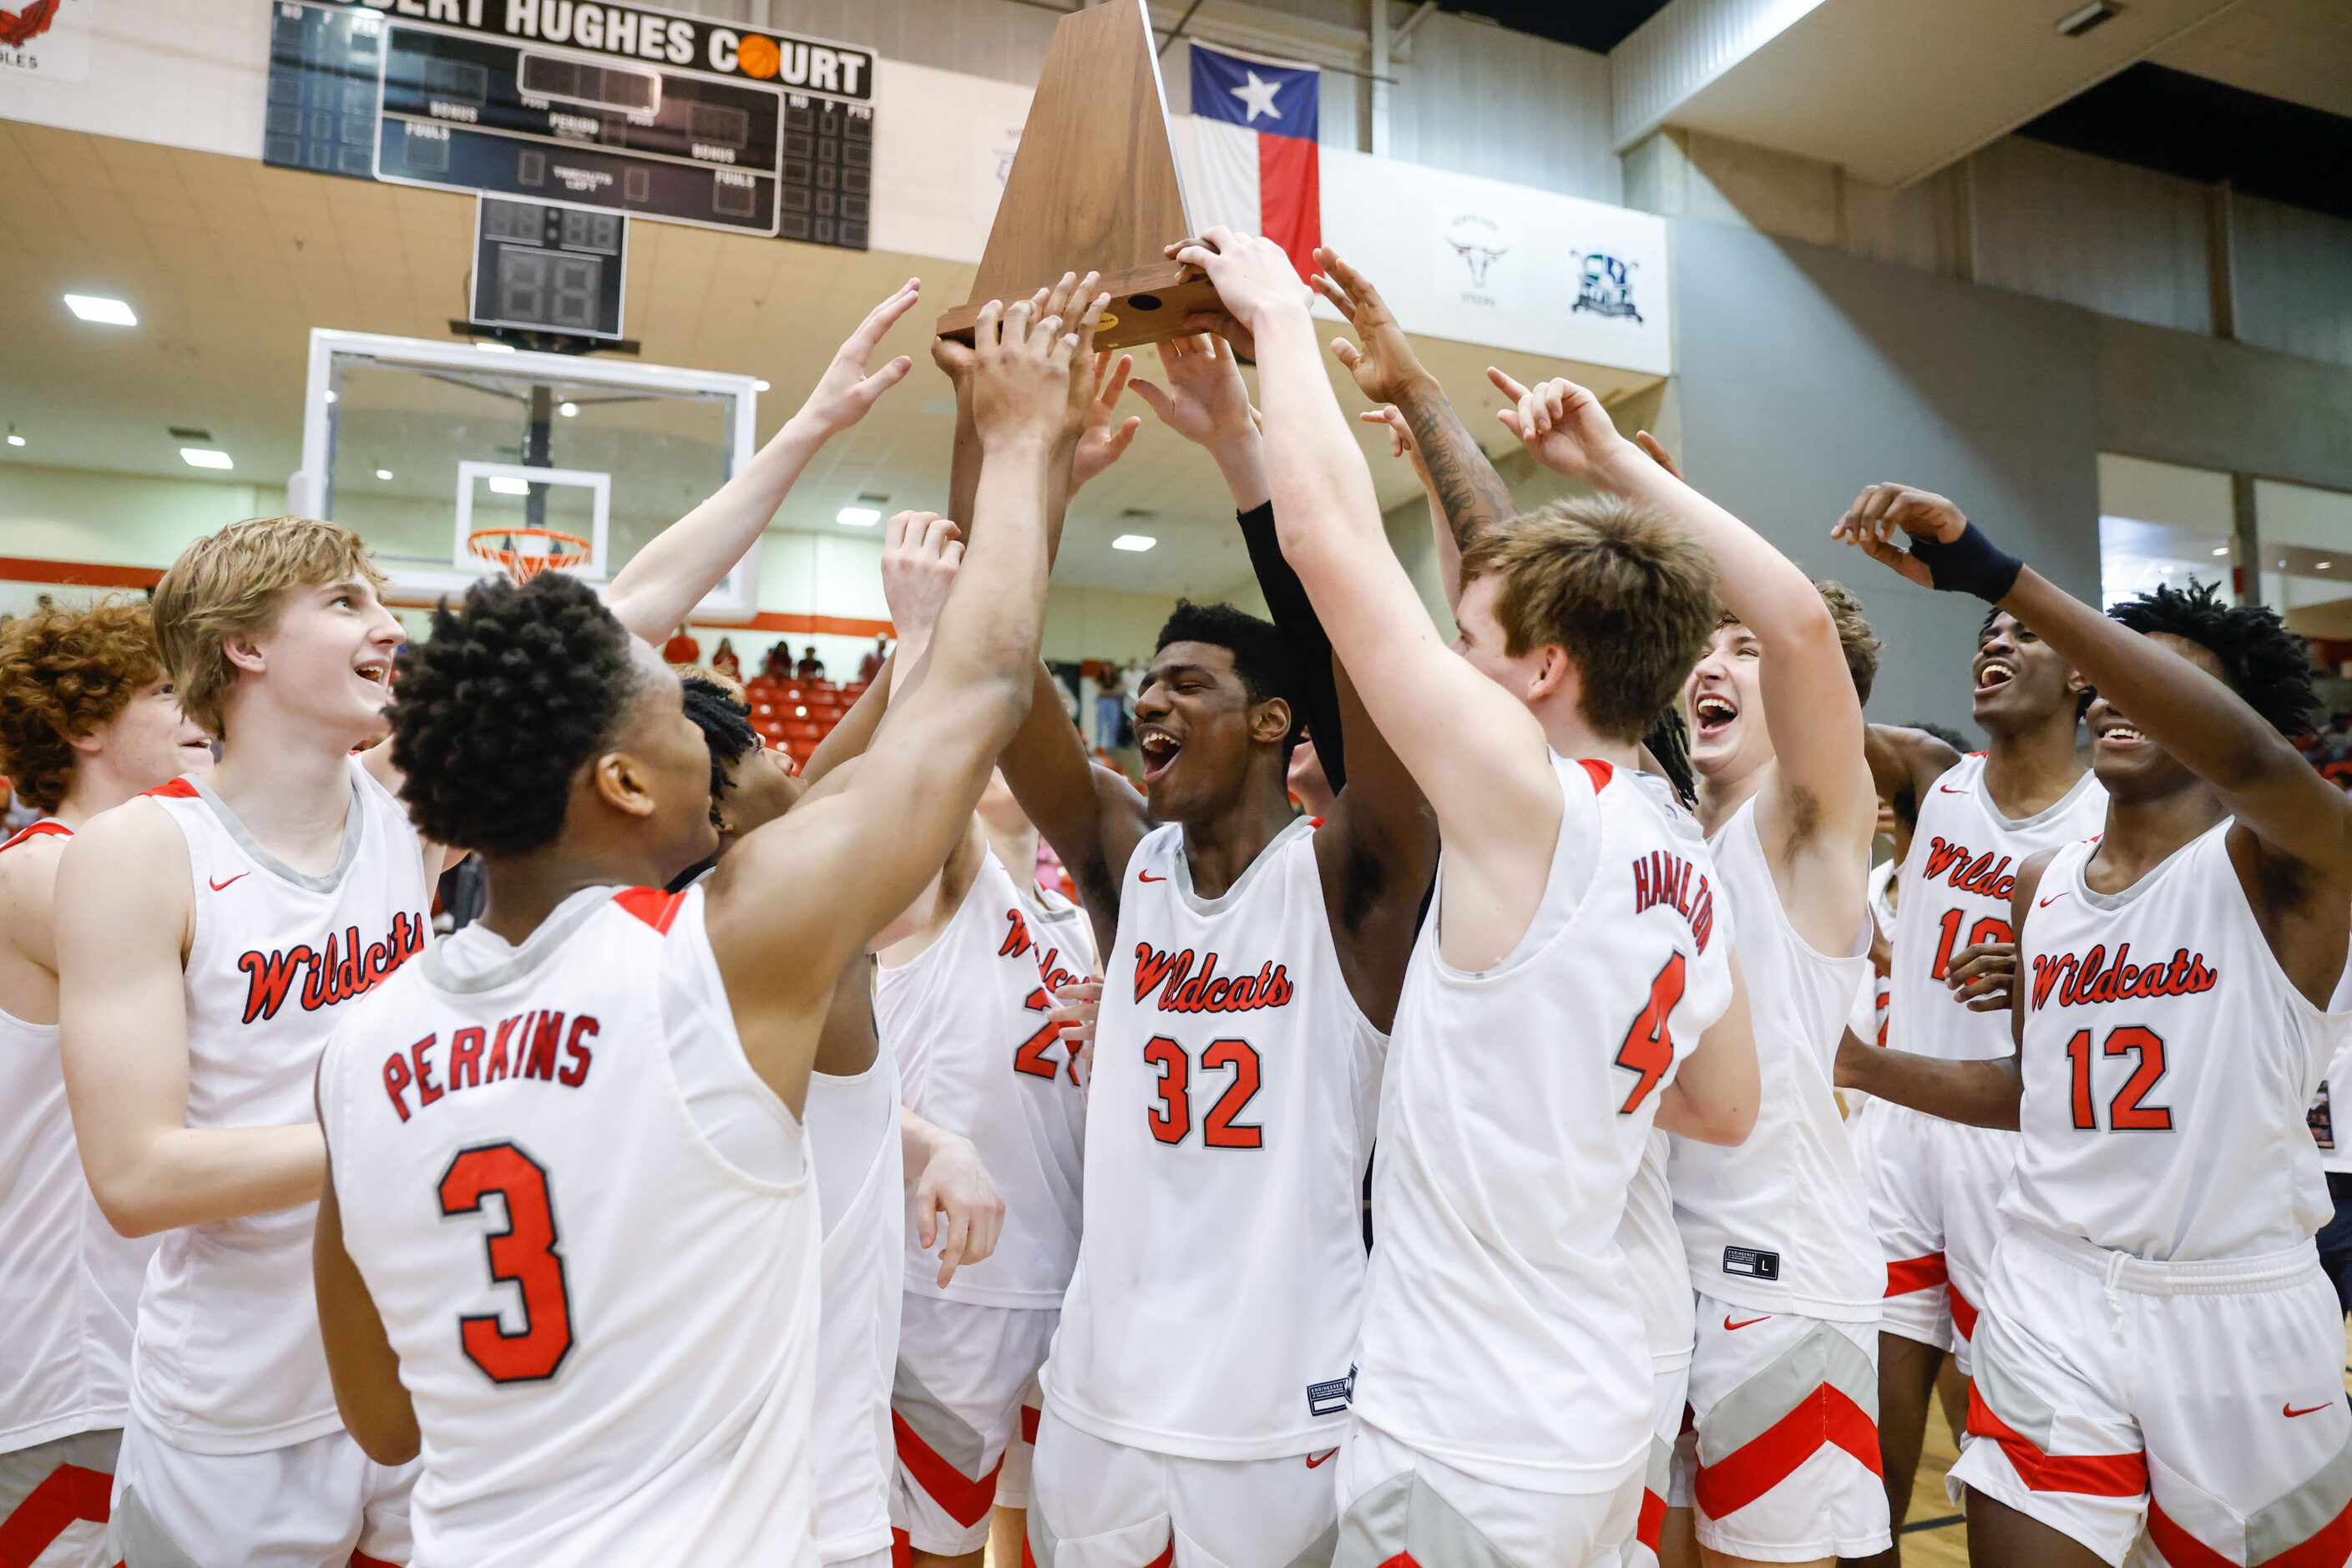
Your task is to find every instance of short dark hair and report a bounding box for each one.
[1912,721,1973,753]
[680,674,757,809]
[2108,579,2314,739]
[1155,599,1299,746]
[387,573,641,856]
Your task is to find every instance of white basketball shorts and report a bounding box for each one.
[109,1414,414,1568]
[1618,1360,1689,1568]
[1026,1407,1338,1568]
[1,1428,121,1568]
[1851,1101,2016,1371]
[889,1294,1056,1555]
[1335,1419,1640,1568]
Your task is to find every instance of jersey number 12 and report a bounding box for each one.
[439,1141,576,1383]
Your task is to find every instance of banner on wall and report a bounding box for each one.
[0,0,94,81]
[1186,42,1321,282]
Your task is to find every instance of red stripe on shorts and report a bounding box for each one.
[2150,1492,2352,1568]
[1146,1540,1176,1568]
[890,1411,1003,1528]
[350,1556,400,1568]
[1965,1383,2147,1497]
[1021,1404,1041,1444]
[1946,1280,1980,1341]
[1695,1383,1881,1519]
[1884,1253,1949,1297]
[0,1464,112,1568]
[891,1526,913,1568]
[1638,1487,1667,1550]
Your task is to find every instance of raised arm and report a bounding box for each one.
[1174,229,1559,952]
[1867,722,1965,830]
[58,802,325,1236]
[601,281,920,640]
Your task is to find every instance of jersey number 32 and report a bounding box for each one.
[439,1141,576,1384]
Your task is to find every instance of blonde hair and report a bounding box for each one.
[1458,497,1722,743]
[153,516,385,736]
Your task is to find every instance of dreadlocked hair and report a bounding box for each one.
[680,674,757,810]
[1641,706,1696,808]
[2107,579,2314,739]
[387,573,641,857]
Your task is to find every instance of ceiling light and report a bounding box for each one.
[488,476,532,496]
[837,506,881,527]
[478,341,516,353]
[64,293,137,326]
[2211,546,2228,556]
[2322,561,2335,570]
[323,390,337,404]
[376,468,393,480]
[559,401,579,417]
[1112,534,1156,552]
[2055,1,2122,38]
[5,433,23,448]
[179,447,233,469]
[752,379,771,392]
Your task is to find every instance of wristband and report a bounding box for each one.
[1908,521,2022,603]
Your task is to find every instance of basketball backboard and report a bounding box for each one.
[293,329,761,618]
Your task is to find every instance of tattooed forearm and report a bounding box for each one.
[1397,384,1515,549]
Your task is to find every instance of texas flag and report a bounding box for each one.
[1187,43,1322,282]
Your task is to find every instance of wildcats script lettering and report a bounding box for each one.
[238,912,427,1024]
[1130,945,1295,1014]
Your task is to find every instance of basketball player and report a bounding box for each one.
[1173,227,1757,1565]
[0,601,211,1566]
[1830,491,2352,1567]
[55,281,929,1566]
[1817,489,2107,1568]
[304,289,1084,1568]
[1314,250,1752,1568]
[981,311,1437,1560]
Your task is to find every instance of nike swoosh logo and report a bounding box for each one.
[2038,891,2069,908]
[1304,1448,1338,1469]
[1138,871,1166,883]
[209,872,249,892]
[1723,1314,1770,1331]
[2285,1402,2333,1419]
[1938,784,1970,795]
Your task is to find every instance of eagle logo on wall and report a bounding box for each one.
[0,1,60,48]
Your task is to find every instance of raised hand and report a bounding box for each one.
[1488,368,1631,486]
[1828,483,1965,588]
[961,297,1082,449]
[1070,349,1141,490]
[1315,247,1435,407]
[879,510,964,645]
[1131,334,1254,451]
[1171,226,1312,332]
[1049,976,1102,1091]
[795,278,919,437]
[1360,404,1434,489]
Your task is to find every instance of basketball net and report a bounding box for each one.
[467,526,591,587]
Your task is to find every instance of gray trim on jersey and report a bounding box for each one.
[417,885,616,993]
[889,1358,991,1478]
[1976,761,2104,835]
[1166,815,1315,918]
[190,771,366,894]
[111,1485,205,1568]
[2071,821,2225,915]
[1334,1469,1525,1568]
[1693,1321,1879,1466]
[2247,1424,2352,1562]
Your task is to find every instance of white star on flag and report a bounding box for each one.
[1229,69,1284,123]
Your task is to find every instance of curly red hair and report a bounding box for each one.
[0,597,167,812]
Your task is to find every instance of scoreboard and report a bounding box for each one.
[265,0,873,248]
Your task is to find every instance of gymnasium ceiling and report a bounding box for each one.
[0,119,1657,601]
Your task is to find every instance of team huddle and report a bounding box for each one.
[2,231,2346,1568]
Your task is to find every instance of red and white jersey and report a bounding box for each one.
[1889,754,2105,1063]
[2006,824,2344,1261]
[1670,798,1882,1318]
[879,847,1092,1307]
[318,884,821,1568]
[808,1044,903,1562]
[0,821,157,1451]
[1353,756,1733,1492]
[135,761,429,1453]
[1041,816,1383,1460]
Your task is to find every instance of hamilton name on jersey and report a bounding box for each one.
[1920,836,2019,899]
[237,911,428,1024]
[2031,943,2220,1010]
[377,1007,600,1124]
[1130,943,1296,1013]
[1631,848,1718,953]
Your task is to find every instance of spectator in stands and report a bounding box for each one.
[1093,666,1129,751]
[857,636,888,685]
[761,642,791,680]
[711,636,741,680]
[661,623,700,665]
[795,644,827,681]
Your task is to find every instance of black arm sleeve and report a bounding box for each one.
[1237,500,1348,794]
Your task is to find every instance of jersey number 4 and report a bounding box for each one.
[439,1141,575,1383]
[1143,1035,1263,1148]
[1614,953,1687,1115]
[2064,1024,2173,1132]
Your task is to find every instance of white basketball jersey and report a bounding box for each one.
[879,847,1092,1306]
[0,821,157,1451]
[1616,1131,1692,1372]
[1353,756,1733,1493]
[2006,824,2344,1261]
[1041,816,1383,1460]
[1670,798,1882,1318]
[807,1044,903,1562]
[2314,965,2352,1176]
[318,885,821,1568]
[1889,753,2105,1062]
[135,761,430,1453]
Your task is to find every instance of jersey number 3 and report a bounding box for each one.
[1614,953,1687,1115]
[439,1141,575,1383]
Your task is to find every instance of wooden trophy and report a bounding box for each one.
[934,0,1222,355]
